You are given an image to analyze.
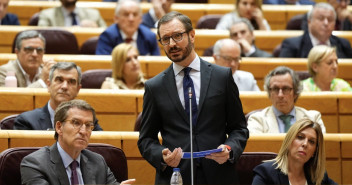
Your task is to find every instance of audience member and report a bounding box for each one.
[279,3,352,58]
[95,0,160,55]
[101,43,145,90]
[203,18,272,57]
[142,0,174,28]
[302,45,352,92]
[252,118,336,185]
[14,62,103,131]
[213,39,260,91]
[247,66,326,134]
[38,0,106,27]
[20,99,136,185]
[216,0,270,30]
[138,11,248,184]
[264,0,314,5]
[0,0,20,25]
[230,18,272,57]
[0,30,55,87]
[328,0,352,30]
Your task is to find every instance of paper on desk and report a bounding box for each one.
[182,148,223,159]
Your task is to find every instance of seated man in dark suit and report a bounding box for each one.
[20,99,135,185]
[0,0,20,25]
[96,0,160,56]
[142,0,174,28]
[14,62,103,131]
[279,3,352,58]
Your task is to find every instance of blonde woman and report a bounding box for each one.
[302,45,352,92]
[101,43,145,90]
[216,0,271,30]
[252,118,336,185]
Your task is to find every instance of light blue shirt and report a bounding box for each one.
[272,106,296,133]
[57,142,84,185]
[173,55,201,109]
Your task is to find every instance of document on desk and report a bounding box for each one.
[182,148,223,159]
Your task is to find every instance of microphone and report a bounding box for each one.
[188,87,194,185]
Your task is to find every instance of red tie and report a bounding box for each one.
[125,38,133,43]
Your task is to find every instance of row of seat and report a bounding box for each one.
[2,26,352,55]
[0,130,351,184]
[0,88,351,133]
[1,54,352,89]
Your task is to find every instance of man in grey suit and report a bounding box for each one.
[230,18,272,57]
[14,62,102,131]
[138,11,248,184]
[247,66,326,133]
[213,38,260,91]
[38,0,106,27]
[20,99,135,185]
[0,30,56,87]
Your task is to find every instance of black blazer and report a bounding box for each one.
[14,103,103,131]
[138,59,249,184]
[252,161,337,185]
[279,30,352,58]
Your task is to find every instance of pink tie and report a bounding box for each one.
[70,160,79,185]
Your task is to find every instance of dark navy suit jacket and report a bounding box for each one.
[253,161,337,185]
[142,12,156,29]
[14,103,103,131]
[279,30,352,58]
[95,24,160,55]
[1,13,20,25]
[263,0,315,4]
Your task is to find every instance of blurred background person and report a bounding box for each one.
[264,0,315,5]
[38,0,106,27]
[302,45,352,92]
[0,0,20,25]
[327,0,352,30]
[142,0,174,28]
[96,0,160,55]
[216,0,270,30]
[213,39,260,91]
[101,43,145,90]
[252,118,336,185]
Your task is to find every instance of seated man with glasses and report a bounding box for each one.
[20,99,136,185]
[0,30,56,87]
[247,66,326,134]
[213,38,260,91]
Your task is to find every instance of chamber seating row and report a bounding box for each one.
[1,26,352,54]
[0,88,351,133]
[0,130,351,184]
[1,54,352,89]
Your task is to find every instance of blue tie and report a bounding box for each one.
[183,67,198,126]
[70,12,78,26]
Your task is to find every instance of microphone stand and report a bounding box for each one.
[188,87,194,185]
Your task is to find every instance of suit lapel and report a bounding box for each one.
[54,7,66,26]
[302,32,313,57]
[50,143,70,185]
[80,151,94,184]
[267,107,280,132]
[39,103,54,130]
[197,59,212,117]
[162,65,189,123]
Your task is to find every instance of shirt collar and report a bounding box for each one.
[309,32,330,46]
[57,142,81,169]
[173,54,201,77]
[120,30,138,41]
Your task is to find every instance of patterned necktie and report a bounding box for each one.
[70,160,79,185]
[70,12,77,26]
[279,115,293,132]
[183,67,198,126]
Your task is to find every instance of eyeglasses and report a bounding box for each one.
[217,55,241,63]
[269,87,293,95]
[23,46,45,55]
[64,119,94,131]
[159,31,187,46]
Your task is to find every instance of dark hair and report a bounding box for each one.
[49,62,82,85]
[157,11,193,39]
[264,66,302,102]
[54,99,96,140]
[15,30,46,50]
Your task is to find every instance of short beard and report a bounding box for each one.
[165,36,193,63]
